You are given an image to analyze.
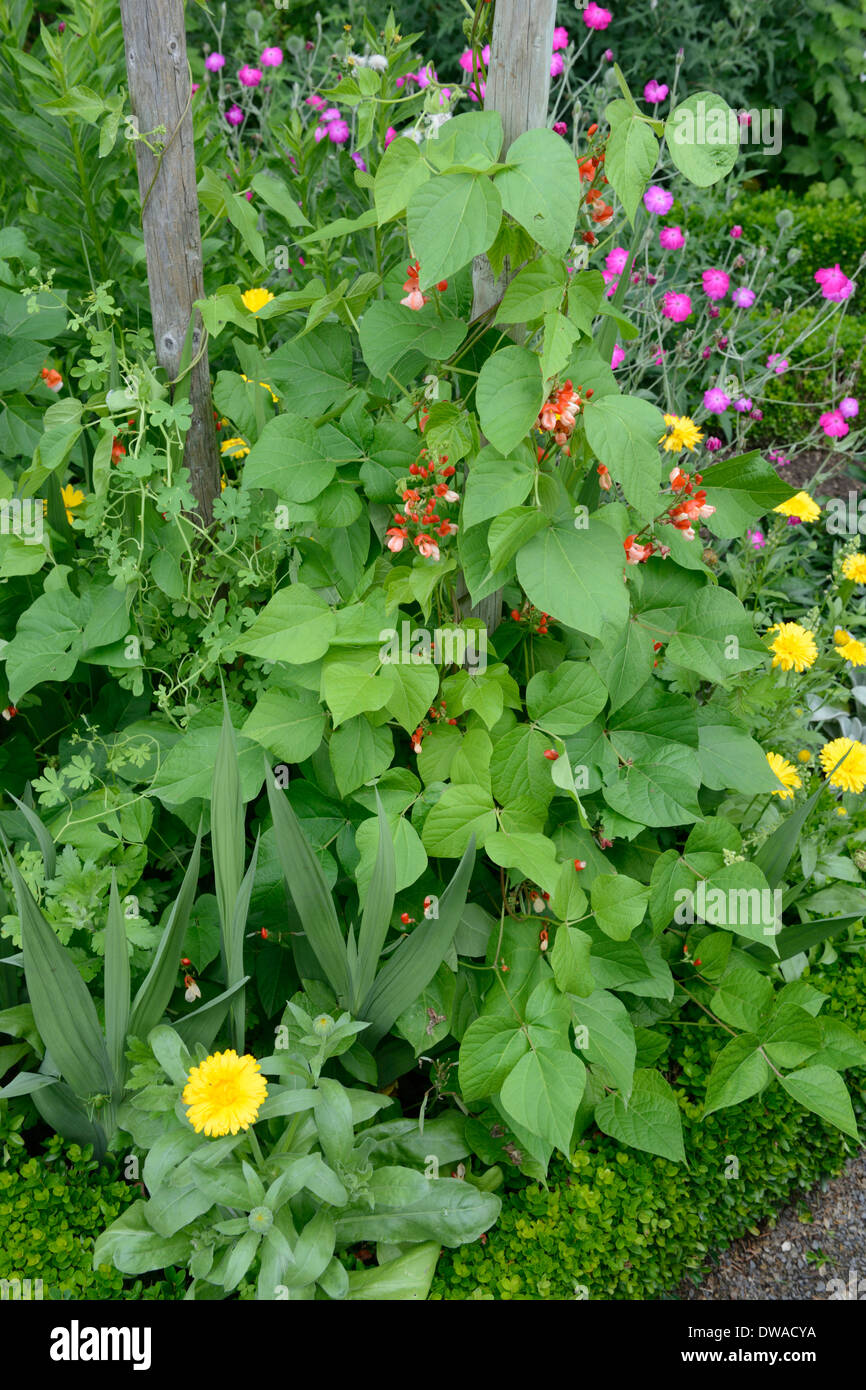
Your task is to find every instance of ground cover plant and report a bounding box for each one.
[0,0,865,1305]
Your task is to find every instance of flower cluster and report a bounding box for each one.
[386,450,459,562]
[536,379,592,449]
[410,701,457,755]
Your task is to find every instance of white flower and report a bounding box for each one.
[368,54,388,72]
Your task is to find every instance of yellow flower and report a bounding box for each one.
[766,751,801,800]
[660,414,704,453]
[842,553,866,584]
[220,436,250,459]
[768,622,818,672]
[836,636,866,667]
[836,806,848,816]
[773,490,821,522]
[819,737,866,794]
[241,374,279,403]
[61,484,85,524]
[797,749,812,763]
[182,1050,268,1137]
[241,287,275,314]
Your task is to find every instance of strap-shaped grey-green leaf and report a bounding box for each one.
[753,783,824,887]
[129,830,202,1039]
[226,836,259,1052]
[265,758,350,1002]
[104,873,130,1094]
[9,792,55,879]
[174,976,250,1051]
[354,791,396,1008]
[213,694,245,962]
[9,850,114,1101]
[360,838,475,1046]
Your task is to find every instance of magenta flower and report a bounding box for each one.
[703,388,731,413]
[261,47,284,67]
[733,397,752,413]
[305,94,325,109]
[225,106,244,126]
[750,408,763,420]
[314,125,328,143]
[321,108,341,123]
[730,225,743,239]
[458,50,474,72]
[239,65,263,87]
[553,26,570,50]
[662,291,691,322]
[701,346,711,359]
[553,121,568,136]
[351,152,367,171]
[732,286,756,308]
[205,52,226,72]
[611,344,626,369]
[550,52,564,77]
[705,436,722,451]
[191,83,200,95]
[58,20,65,31]
[644,79,669,103]
[416,64,437,89]
[603,48,614,60]
[840,396,859,418]
[583,3,613,30]
[815,264,855,302]
[747,528,766,548]
[385,126,397,147]
[659,225,685,250]
[767,353,789,375]
[820,410,849,438]
[702,267,730,301]
[644,185,674,215]
[328,119,351,144]
[606,246,629,275]
[708,306,720,319]
[468,81,486,103]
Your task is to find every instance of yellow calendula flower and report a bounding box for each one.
[797,749,812,763]
[182,1050,268,1137]
[660,414,704,453]
[766,751,801,800]
[61,484,85,524]
[773,490,821,522]
[767,621,818,673]
[836,635,866,667]
[842,552,866,584]
[820,737,866,794]
[836,806,848,816]
[241,287,275,314]
[220,436,250,459]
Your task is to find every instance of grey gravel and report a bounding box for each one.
[680,1152,866,1300]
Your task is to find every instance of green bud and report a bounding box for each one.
[248,1206,273,1233]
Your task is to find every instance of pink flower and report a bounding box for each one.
[820,410,849,438]
[314,126,328,143]
[205,52,226,72]
[58,20,65,31]
[553,26,570,50]
[550,52,564,77]
[733,397,752,413]
[239,65,263,87]
[328,119,351,145]
[459,50,475,72]
[416,64,436,88]
[385,126,397,147]
[659,225,685,250]
[468,81,486,103]
[583,3,613,30]
[702,267,729,301]
[730,225,743,239]
[732,286,756,308]
[747,528,765,549]
[705,436,722,451]
[603,48,614,60]
[840,396,859,419]
[644,79,669,103]
[815,264,855,302]
[305,94,326,109]
[553,121,568,136]
[225,106,245,126]
[703,388,731,413]
[606,246,629,275]
[191,83,200,95]
[611,344,626,369]
[261,47,283,67]
[351,152,367,171]
[767,354,789,375]
[708,306,720,319]
[750,408,763,420]
[644,185,674,215]
[321,108,341,123]
[662,291,691,322]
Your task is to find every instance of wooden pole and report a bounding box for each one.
[120,0,220,526]
[463,0,557,632]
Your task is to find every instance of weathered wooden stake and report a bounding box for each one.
[462,0,557,633]
[120,0,220,526]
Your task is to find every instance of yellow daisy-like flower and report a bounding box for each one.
[797,749,812,763]
[61,484,85,524]
[768,621,818,672]
[766,751,802,800]
[837,806,848,816]
[819,737,866,794]
[182,1050,268,1137]
[837,636,866,667]
[659,414,704,453]
[241,287,275,314]
[220,436,250,460]
[842,552,866,584]
[773,490,821,523]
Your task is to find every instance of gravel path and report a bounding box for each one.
[680,1153,866,1301]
